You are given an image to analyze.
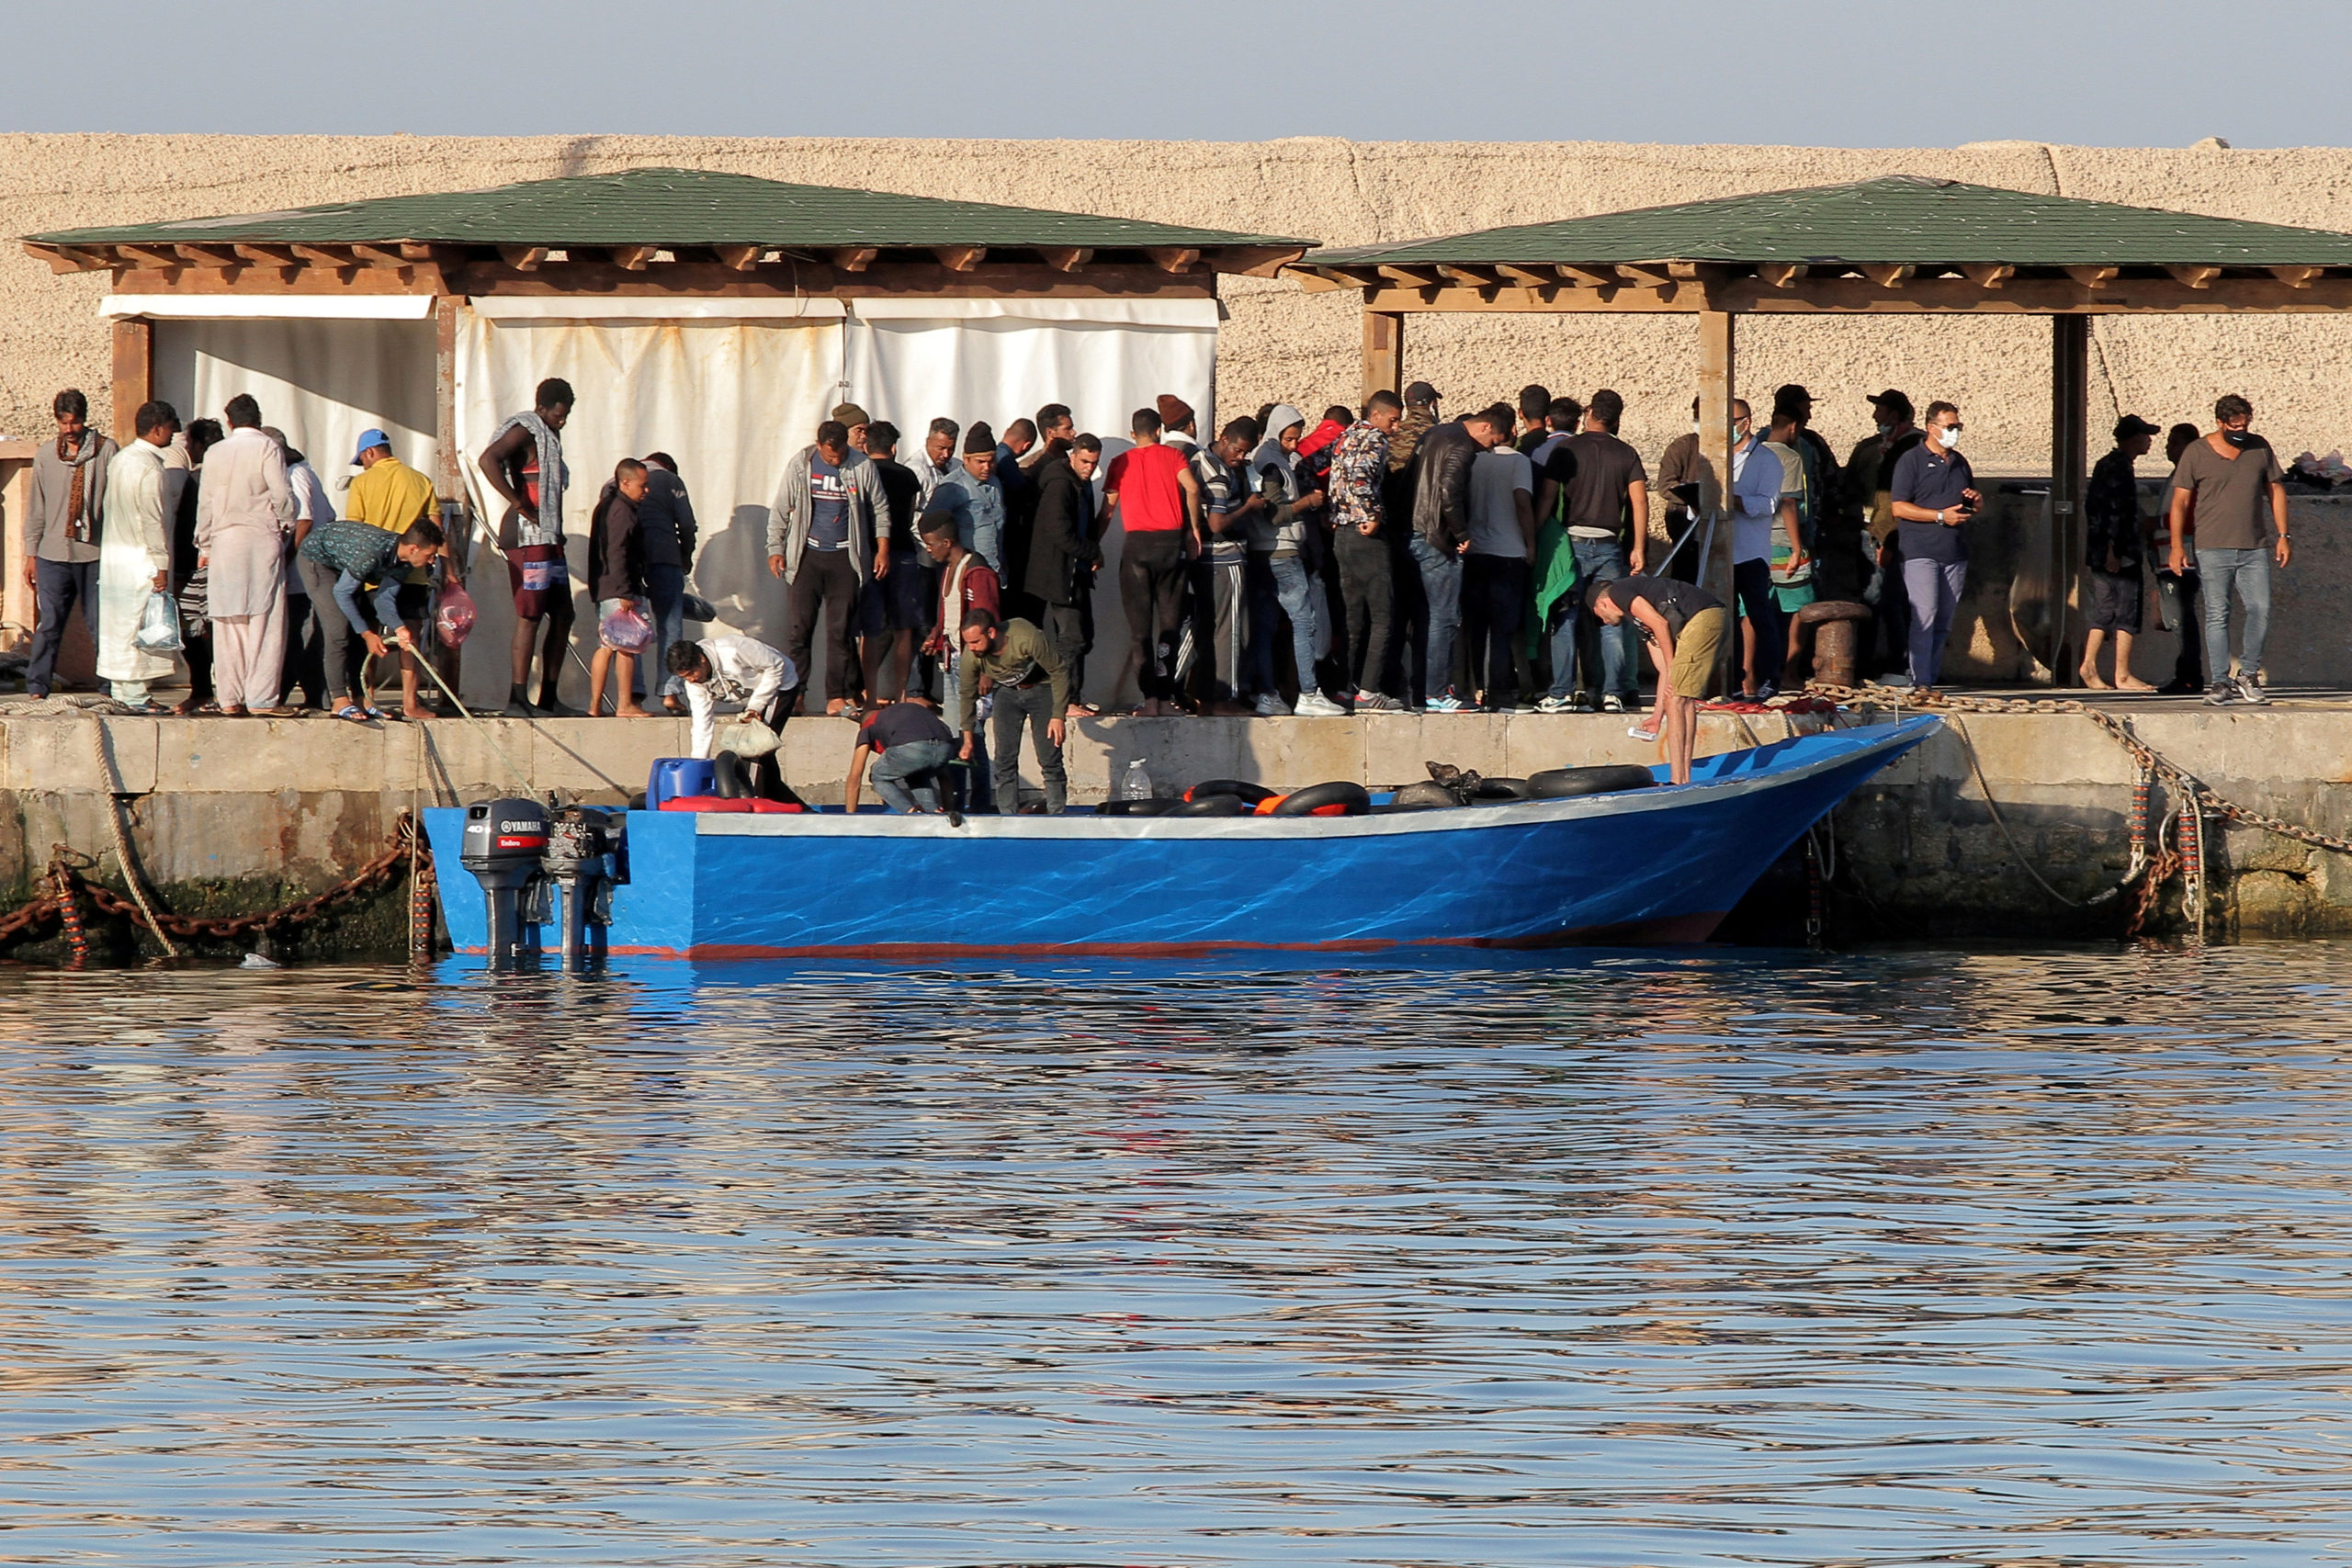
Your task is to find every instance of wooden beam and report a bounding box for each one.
[1439,264,1499,288]
[110,317,152,446]
[830,246,878,273]
[1377,265,1442,288]
[2049,314,2091,685]
[1555,265,1616,289]
[2270,265,2323,288]
[232,243,298,267]
[349,244,412,269]
[1314,265,1379,289]
[933,244,987,273]
[1037,247,1091,274]
[1362,310,1403,407]
[1613,263,1673,288]
[397,243,439,262]
[171,243,238,268]
[1698,310,1737,694]
[1960,264,2015,288]
[2064,265,2119,288]
[1145,246,1201,274]
[1495,264,1554,288]
[499,245,549,272]
[1756,263,1807,288]
[608,244,658,272]
[1857,264,1915,288]
[707,243,763,272]
[2165,264,2222,289]
[20,242,108,274]
[1207,243,1306,279]
[118,243,182,272]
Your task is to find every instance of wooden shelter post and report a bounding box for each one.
[2050,314,2090,684]
[1362,310,1403,404]
[1698,309,1739,692]
[109,317,152,445]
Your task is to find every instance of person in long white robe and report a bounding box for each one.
[196,413,295,715]
[94,412,177,710]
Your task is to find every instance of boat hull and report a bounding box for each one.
[424,716,1936,960]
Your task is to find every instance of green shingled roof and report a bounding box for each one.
[28,165,1303,254]
[1308,175,2352,269]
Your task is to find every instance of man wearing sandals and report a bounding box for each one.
[297,516,447,722]
[196,394,298,716]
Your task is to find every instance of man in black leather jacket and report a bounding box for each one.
[1404,404,1506,710]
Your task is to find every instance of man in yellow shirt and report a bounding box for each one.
[340,429,449,717]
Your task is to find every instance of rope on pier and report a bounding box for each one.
[1808,682,2352,934]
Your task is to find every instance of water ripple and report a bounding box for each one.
[1,945,2348,1565]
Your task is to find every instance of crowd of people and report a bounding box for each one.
[17,369,2292,803]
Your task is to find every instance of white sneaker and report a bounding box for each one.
[1534,694,1573,714]
[1295,692,1348,716]
[1252,693,1292,717]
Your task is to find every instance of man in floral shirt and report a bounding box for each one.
[2081,413,2160,691]
[1329,391,1406,711]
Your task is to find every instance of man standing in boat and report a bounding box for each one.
[1585,574,1728,786]
[953,606,1070,816]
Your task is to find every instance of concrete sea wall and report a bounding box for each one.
[4,705,2347,962]
[7,134,2352,479]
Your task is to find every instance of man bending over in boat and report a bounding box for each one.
[954,606,1071,815]
[667,635,799,799]
[1586,575,1727,785]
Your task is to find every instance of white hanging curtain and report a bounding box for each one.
[452,305,843,710]
[153,317,436,480]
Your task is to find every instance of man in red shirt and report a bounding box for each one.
[1102,406,1204,715]
[918,508,1000,808]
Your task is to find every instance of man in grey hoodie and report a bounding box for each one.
[768,419,888,715]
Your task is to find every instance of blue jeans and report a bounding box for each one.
[871,738,954,813]
[941,671,992,811]
[1407,535,1462,703]
[1544,599,1579,699]
[1569,537,1637,699]
[2196,546,2270,682]
[1247,553,1325,697]
[644,561,686,698]
[1902,556,1969,688]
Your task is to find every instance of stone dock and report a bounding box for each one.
[2,697,2346,962]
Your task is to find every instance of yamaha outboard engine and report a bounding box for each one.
[459,797,550,968]
[546,806,629,970]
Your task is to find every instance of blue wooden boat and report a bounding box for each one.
[424,716,1936,960]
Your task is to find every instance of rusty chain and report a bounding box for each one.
[0,814,432,952]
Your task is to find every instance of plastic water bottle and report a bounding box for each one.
[1121,759,1154,801]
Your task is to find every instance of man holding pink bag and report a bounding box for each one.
[586,458,653,718]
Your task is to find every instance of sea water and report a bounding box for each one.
[3,945,2349,1567]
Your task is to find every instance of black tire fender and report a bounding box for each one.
[1182,778,1277,806]
[1169,792,1250,817]
[1529,764,1658,798]
[1272,780,1372,817]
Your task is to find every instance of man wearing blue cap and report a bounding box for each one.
[338,430,446,716]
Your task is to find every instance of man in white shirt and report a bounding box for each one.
[1728,399,1796,698]
[666,635,798,761]
[94,401,178,712]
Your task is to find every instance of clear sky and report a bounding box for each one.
[15,0,2347,148]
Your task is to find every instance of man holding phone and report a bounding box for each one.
[1888,401,1980,690]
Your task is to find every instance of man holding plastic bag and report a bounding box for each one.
[95,400,181,712]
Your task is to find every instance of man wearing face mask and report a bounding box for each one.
[2166,394,2289,705]
[1887,401,1980,691]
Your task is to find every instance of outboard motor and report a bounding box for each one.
[459,797,550,967]
[546,806,629,970]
